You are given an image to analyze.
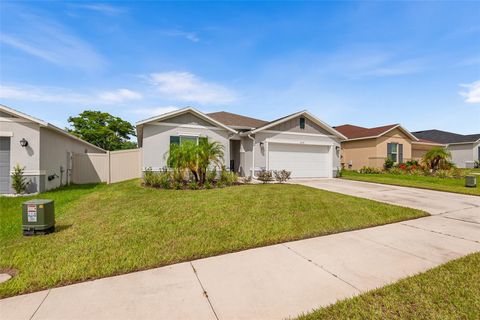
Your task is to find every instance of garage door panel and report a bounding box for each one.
[268,143,331,178]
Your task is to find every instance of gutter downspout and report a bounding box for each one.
[247,134,256,178]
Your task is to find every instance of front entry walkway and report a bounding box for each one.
[2,180,480,320]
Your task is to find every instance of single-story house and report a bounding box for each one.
[412,129,480,168]
[136,107,346,178]
[333,124,443,170]
[0,104,105,194]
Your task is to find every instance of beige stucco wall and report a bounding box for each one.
[342,128,414,170]
[141,113,231,171]
[340,139,377,169]
[40,127,105,190]
[411,143,436,161]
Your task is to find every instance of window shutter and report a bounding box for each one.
[387,143,393,160]
[170,136,180,145]
[398,144,403,163]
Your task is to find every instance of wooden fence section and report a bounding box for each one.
[71,148,142,184]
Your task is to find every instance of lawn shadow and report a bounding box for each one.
[54,224,73,233]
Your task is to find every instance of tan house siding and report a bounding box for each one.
[341,128,414,170]
[412,144,433,161]
[376,128,413,165]
[341,139,377,169]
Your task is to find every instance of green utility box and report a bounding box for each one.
[22,199,55,236]
[465,175,477,188]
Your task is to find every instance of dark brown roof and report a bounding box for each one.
[412,129,480,144]
[207,111,268,129]
[334,124,398,139]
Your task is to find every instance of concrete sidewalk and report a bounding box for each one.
[1,180,480,320]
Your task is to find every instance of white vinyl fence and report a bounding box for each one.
[71,148,142,184]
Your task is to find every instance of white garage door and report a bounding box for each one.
[268,143,331,178]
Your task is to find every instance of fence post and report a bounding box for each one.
[107,151,111,184]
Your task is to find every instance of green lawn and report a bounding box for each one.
[342,170,480,196]
[297,252,480,320]
[0,180,425,298]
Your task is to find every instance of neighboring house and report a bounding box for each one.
[334,124,442,170]
[136,107,346,178]
[0,104,105,194]
[412,129,480,168]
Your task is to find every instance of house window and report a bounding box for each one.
[299,117,305,129]
[387,143,403,163]
[169,135,207,147]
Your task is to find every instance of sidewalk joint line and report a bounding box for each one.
[190,262,220,320]
[400,223,479,244]
[438,215,480,226]
[29,289,50,320]
[281,244,362,293]
[358,236,438,265]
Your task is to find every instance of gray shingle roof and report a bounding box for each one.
[412,129,480,144]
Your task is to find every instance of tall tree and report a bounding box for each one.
[67,110,136,151]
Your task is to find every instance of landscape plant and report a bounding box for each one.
[274,170,292,183]
[422,147,452,171]
[384,158,394,170]
[257,170,274,183]
[11,164,28,194]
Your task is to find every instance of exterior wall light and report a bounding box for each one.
[20,138,29,147]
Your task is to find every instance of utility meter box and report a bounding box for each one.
[22,200,55,236]
[465,175,477,188]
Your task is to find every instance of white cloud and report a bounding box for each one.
[459,81,480,104]
[0,13,104,71]
[73,3,127,16]
[98,89,142,103]
[160,30,199,42]
[0,84,88,103]
[130,106,179,118]
[0,84,142,105]
[149,71,236,104]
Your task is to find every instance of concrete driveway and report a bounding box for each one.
[294,178,480,216]
[1,180,480,320]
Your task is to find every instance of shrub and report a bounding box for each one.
[384,158,394,170]
[388,167,405,175]
[434,169,452,179]
[274,170,291,183]
[143,169,173,188]
[475,160,480,169]
[11,164,28,194]
[358,166,382,174]
[219,168,238,186]
[206,169,217,183]
[204,181,213,189]
[257,170,274,183]
[187,180,199,190]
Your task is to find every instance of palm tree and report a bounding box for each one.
[166,141,201,182]
[422,147,451,171]
[197,139,224,184]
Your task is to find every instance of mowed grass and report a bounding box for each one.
[297,252,480,320]
[0,180,425,298]
[342,170,480,196]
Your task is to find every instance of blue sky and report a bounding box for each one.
[1,1,479,134]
